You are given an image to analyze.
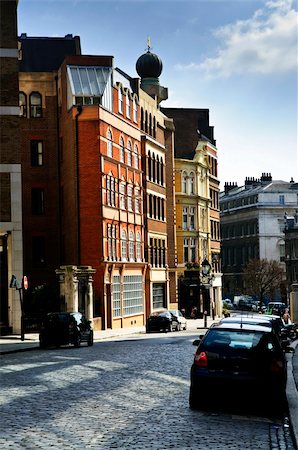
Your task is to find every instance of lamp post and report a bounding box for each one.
[201,259,213,328]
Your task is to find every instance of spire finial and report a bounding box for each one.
[147,36,151,52]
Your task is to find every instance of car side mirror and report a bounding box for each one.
[192,339,201,346]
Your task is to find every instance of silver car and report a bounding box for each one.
[169,310,187,331]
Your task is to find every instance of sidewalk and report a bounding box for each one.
[1,319,297,447]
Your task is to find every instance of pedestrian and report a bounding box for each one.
[282,308,291,325]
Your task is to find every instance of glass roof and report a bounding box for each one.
[67,66,112,96]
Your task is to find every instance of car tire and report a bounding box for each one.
[189,388,199,409]
[184,324,187,331]
[39,337,47,349]
[74,334,81,348]
[168,323,173,332]
[177,323,181,332]
[87,331,94,346]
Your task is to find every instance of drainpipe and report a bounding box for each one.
[75,105,83,265]
[55,75,62,262]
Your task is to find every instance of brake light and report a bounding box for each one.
[270,359,284,374]
[194,351,208,367]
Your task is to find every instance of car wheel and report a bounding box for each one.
[177,323,181,332]
[189,388,199,409]
[74,334,81,348]
[184,323,187,330]
[87,331,94,346]
[168,323,173,332]
[39,337,47,349]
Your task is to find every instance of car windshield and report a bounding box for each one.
[203,329,270,351]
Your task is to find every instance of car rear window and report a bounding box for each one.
[203,330,272,351]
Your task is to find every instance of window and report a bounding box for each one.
[153,283,165,309]
[133,98,138,122]
[106,175,116,207]
[120,183,126,209]
[129,231,134,260]
[107,224,117,261]
[190,238,196,262]
[19,92,27,117]
[29,92,42,118]
[32,188,44,215]
[32,236,46,266]
[31,140,43,166]
[136,232,141,261]
[127,185,133,211]
[189,207,195,230]
[135,187,140,213]
[127,141,132,166]
[182,172,187,193]
[118,89,123,114]
[184,239,189,263]
[112,276,121,317]
[123,275,143,315]
[279,195,285,205]
[121,229,127,260]
[120,137,125,163]
[189,172,195,194]
[107,129,113,157]
[126,95,130,118]
[183,207,188,230]
[134,145,139,169]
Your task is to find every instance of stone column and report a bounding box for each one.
[290,283,298,324]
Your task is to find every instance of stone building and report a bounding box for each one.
[0,1,22,334]
[162,108,222,319]
[220,174,298,301]
[284,210,298,322]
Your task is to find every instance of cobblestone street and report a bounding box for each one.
[0,332,296,450]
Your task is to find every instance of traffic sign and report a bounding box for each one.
[23,276,28,290]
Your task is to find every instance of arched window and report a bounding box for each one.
[118,88,123,113]
[135,187,140,213]
[133,98,138,123]
[129,231,134,260]
[149,194,152,217]
[136,232,141,261]
[189,172,195,194]
[107,129,113,157]
[119,137,125,163]
[148,151,152,180]
[153,117,156,138]
[160,157,164,185]
[127,141,132,166]
[121,229,127,260]
[182,171,187,193]
[120,182,126,209]
[140,108,144,131]
[156,155,160,184]
[152,153,156,182]
[145,110,148,134]
[29,92,42,118]
[19,92,27,117]
[134,145,139,169]
[149,113,152,136]
[127,184,133,211]
[126,94,130,118]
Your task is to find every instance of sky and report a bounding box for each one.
[17,0,298,186]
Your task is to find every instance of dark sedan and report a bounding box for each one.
[146,311,179,333]
[39,312,93,348]
[189,322,287,410]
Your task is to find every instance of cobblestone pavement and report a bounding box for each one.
[0,332,296,450]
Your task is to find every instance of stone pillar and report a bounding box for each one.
[290,283,298,324]
[55,265,96,317]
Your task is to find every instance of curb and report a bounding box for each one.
[286,339,298,449]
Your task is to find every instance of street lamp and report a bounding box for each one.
[201,259,213,328]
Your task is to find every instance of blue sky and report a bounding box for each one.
[18,0,297,186]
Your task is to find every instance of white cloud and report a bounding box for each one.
[176,0,298,77]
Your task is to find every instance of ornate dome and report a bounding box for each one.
[136,50,163,79]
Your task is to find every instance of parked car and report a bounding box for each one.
[222,299,234,310]
[266,302,286,316]
[189,322,288,410]
[146,311,179,333]
[169,310,187,330]
[39,312,93,348]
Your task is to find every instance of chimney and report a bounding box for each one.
[260,172,272,183]
[224,182,238,195]
[245,177,260,188]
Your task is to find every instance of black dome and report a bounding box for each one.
[136,50,163,79]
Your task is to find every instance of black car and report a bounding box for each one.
[189,322,287,410]
[146,311,179,333]
[39,312,93,348]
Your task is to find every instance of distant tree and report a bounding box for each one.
[243,258,284,305]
